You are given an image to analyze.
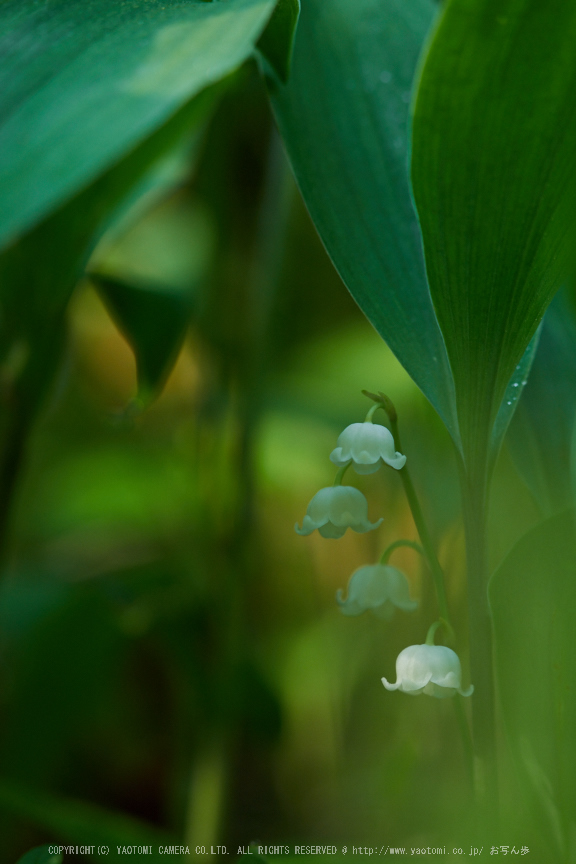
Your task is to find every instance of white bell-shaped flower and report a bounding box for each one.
[295,486,383,539]
[336,564,417,619]
[382,644,473,698]
[330,422,406,474]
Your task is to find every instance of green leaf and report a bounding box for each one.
[92,274,194,400]
[0,0,277,249]
[0,780,178,862]
[490,510,576,854]
[507,292,576,515]
[489,327,540,468]
[412,0,576,464]
[256,0,301,83]
[0,85,216,430]
[270,0,460,444]
[16,846,62,864]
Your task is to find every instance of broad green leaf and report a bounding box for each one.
[507,293,576,515]
[270,0,460,444]
[412,0,576,465]
[92,274,194,399]
[256,0,301,83]
[0,0,277,249]
[490,510,576,856]
[16,846,62,864]
[0,780,178,862]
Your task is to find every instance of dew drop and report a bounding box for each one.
[380,70,392,83]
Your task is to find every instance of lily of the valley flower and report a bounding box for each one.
[330,422,406,474]
[382,644,474,698]
[295,486,383,539]
[336,564,417,619]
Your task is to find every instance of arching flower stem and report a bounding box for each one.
[365,402,380,422]
[363,391,452,632]
[380,538,425,565]
[426,619,443,645]
[425,617,455,645]
[364,390,474,792]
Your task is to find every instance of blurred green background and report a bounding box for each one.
[0,62,546,862]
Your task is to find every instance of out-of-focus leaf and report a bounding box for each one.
[412,0,576,466]
[0,85,216,435]
[0,780,178,862]
[507,292,576,515]
[16,846,62,864]
[0,0,278,249]
[256,0,301,83]
[92,274,194,400]
[490,510,576,856]
[270,0,460,445]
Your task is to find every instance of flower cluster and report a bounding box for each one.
[294,400,472,701]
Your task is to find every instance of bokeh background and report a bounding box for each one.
[0,63,545,862]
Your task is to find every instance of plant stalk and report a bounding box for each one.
[388,413,451,628]
[460,458,498,829]
[459,459,498,818]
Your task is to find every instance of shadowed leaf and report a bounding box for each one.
[270,0,460,445]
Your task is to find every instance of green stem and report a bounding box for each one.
[333,460,352,486]
[388,414,451,628]
[365,403,379,422]
[366,391,474,788]
[185,739,229,858]
[459,460,498,817]
[425,619,444,645]
[380,539,425,565]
